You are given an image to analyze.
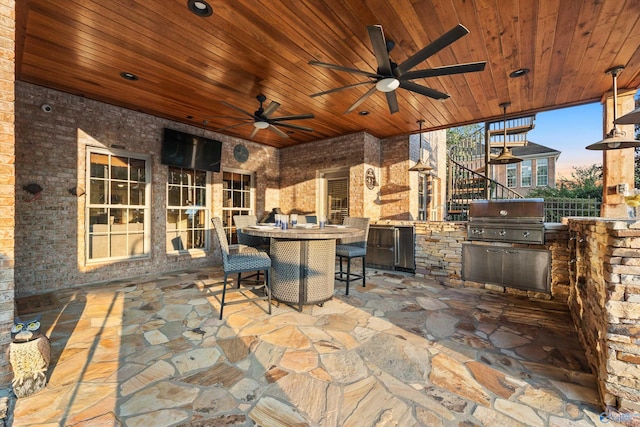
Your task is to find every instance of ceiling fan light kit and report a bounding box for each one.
[376,78,400,92]
[309,24,486,114]
[586,66,640,151]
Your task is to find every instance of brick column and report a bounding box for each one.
[0,0,15,386]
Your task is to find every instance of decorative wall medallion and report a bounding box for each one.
[233,144,249,163]
[365,167,377,190]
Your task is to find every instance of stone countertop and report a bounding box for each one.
[242,226,364,239]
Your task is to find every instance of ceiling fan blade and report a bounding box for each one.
[214,121,253,131]
[344,85,378,114]
[397,24,470,74]
[400,80,450,100]
[271,113,314,121]
[267,124,289,138]
[310,81,374,97]
[275,122,314,132]
[309,60,381,79]
[367,25,393,75]
[262,101,281,118]
[385,91,399,114]
[399,61,487,80]
[221,101,258,119]
[249,126,260,139]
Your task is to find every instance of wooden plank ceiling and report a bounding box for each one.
[16,0,640,148]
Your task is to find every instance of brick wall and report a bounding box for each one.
[14,82,278,297]
[0,0,14,386]
[567,218,640,411]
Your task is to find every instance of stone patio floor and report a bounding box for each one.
[6,267,628,426]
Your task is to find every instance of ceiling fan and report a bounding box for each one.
[214,95,314,139]
[309,24,486,114]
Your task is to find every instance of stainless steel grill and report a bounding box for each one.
[467,199,545,244]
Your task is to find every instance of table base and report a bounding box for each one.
[269,238,336,311]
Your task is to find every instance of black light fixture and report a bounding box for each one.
[615,106,640,125]
[586,66,640,150]
[489,102,522,165]
[409,120,433,172]
[187,0,213,17]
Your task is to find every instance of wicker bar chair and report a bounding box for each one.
[233,214,270,253]
[211,217,272,319]
[335,217,370,295]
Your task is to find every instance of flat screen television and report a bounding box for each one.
[161,128,222,172]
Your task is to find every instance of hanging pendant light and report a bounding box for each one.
[489,102,522,165]
[614,106,640,125]
[586,66,640,150]
[409,119,433,172]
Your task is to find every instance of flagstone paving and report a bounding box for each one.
[6,267,629,426]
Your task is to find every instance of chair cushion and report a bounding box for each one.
[336,244,367,258]
[226,251,271,272]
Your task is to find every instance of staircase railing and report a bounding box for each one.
[446,157,523,221]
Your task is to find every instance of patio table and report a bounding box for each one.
[242,225,364,311]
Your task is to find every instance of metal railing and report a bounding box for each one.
[447,157,523,221]
[543,197,601,222]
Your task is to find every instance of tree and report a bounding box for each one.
[446,124,483,147]
[528,164,603,201]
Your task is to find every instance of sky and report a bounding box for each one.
[526,102,605,179]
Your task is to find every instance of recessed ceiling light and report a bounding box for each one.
[509,68,530,78]
[358,111,370,116]
[120,72,138,81]
[187,0,213,17]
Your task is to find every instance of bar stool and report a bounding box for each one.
[211,217,272,319]
[335,217,370,295]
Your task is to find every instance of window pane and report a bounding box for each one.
[194,187,206,206]
[90,179,107,204]
[90,153,109,178]
[130,159,146,182]
[521,160,532,187]
[168,186,181,206]
[110,208,125,225]
[168,168,182,184]
[110,181,127,204]
[89,208,108,226]
[195,170,207,186]
[129,232,145,255]
[110,233,128,257]
[131,209,144,224]
[111,156,129,180]
[130,182,144,205]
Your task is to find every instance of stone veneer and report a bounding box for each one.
[567,218,640,411]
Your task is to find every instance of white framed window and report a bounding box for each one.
[507,164,517,188]
[166,167,209,252]
[536,158,548,186]
[86,148,150,262]
[521,160,532,187]
[222,170,255,244]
